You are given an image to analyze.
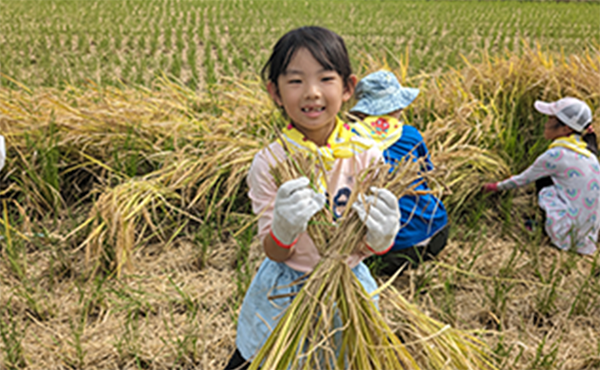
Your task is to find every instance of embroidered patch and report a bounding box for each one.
[370,117,390,137]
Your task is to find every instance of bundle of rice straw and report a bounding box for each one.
[250,149,496,369]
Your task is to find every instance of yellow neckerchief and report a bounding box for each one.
[351,115,403,151]
[278,116,374,172]
[549,134,592,157]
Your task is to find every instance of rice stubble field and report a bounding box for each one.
[0,1,599,369]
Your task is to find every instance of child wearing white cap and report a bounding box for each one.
[349,70,449,275]
[484,97,600,255]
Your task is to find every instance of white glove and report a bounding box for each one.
[352,187,400,255]
[271,177,326,247]
[0,135,5,172]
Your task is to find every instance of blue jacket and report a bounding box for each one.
[383,125,448,250]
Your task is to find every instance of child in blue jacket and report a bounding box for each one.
[349,71,449,276]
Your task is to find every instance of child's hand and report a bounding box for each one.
[352,187,400,255]
[482,182,499,193]
[270,177,326,247]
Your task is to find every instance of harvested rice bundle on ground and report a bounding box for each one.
[382,284,497,369]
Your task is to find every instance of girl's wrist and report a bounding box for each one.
[364,238,394,256]
[269,229,299,249]
[264,231,296,263]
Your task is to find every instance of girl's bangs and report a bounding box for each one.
[281,42,335,75]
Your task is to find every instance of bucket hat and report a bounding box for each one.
[350,70,419,116]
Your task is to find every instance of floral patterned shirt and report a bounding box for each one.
[498,146,600,254]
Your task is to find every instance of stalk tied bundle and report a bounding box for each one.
[250,147,426,370]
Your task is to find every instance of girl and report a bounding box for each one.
[483,97,600,255]
[224,26,400,370]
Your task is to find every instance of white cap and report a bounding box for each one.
[534,97,592,133]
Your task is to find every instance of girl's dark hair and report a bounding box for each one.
[554,118,567,129]
[262,26,353,91]
[556,117,590,134]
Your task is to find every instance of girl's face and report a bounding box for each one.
[268,48,356,146]
[544,116,573,140]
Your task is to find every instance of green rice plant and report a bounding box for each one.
[534,256,560,317]
[193,222,213,271]
[170,51,182,80]
[568,254,600,317]
[160,298,199,367]
[15,120,64,214]
[0,299,27,370]
[477,249,519,323]
[204,40,216,85]
[455,225,488,273]
[528,334,561,370]
[109,278,156,318]
[493,335,521,369]
[410,262,437,299]
[440,272,458,324]
[2,0,599,87]
[67,276,107,368]
[1,201,27,280]
[233,221,255,302]
[67,305,87,368]
[483,279,515,329]
[163,276,200,365]
[114,308,143,366]
[186,25,198,90]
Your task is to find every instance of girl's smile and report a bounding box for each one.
[268,47,355,146]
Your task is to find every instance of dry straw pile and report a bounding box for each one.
[0,44,598,369]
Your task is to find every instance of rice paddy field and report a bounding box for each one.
[0,0,600,369]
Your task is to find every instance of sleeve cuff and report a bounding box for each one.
[366,242,394,256]
[269,229,298,249]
